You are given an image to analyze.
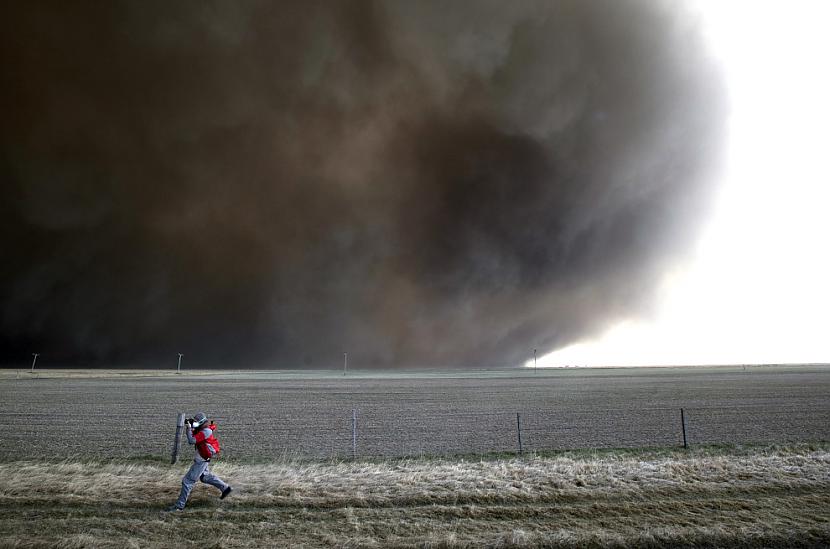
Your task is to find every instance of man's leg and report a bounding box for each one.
[174,460,208,509]
[199,463,229,492]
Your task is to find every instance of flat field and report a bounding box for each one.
[1,444,829,547]
[0,365,828,460]
[1,367,829,547]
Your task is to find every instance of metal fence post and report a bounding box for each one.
[680,408,688,449]
[516,413,523,455]
[352,409,357,459]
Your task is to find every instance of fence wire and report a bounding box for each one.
[1,405,828,460]
[3,367,830,461]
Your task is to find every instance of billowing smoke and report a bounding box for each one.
[0,0,724,367]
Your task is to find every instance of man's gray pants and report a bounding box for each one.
[175,460,228,509]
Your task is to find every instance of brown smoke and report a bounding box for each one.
[0,0,724,367]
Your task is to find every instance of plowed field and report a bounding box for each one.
[1,365,828,460]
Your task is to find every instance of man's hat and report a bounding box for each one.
[192,412,208,427]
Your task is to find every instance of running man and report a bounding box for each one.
[166,412,232,511]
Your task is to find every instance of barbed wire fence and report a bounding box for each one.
[2,405,827,461]
[198,405,830,461]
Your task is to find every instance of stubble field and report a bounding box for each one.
[0,365,828,460]
[1,365,829,547]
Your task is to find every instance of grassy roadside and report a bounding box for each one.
[1,443,829,548]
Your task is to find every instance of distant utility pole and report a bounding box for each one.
[534,349,537,371]
[31,353,39,373]
[177,353,183,374]
[343,352,348,376]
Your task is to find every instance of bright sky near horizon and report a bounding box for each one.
[534,0,830,367]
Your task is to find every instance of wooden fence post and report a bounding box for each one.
[680,408,688,449]
[171,412,185,464]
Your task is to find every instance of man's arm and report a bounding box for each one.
[185,425,196,444]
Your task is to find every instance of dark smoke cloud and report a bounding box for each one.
[0,0,724,367]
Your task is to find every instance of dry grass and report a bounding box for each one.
[1,444,829,547]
